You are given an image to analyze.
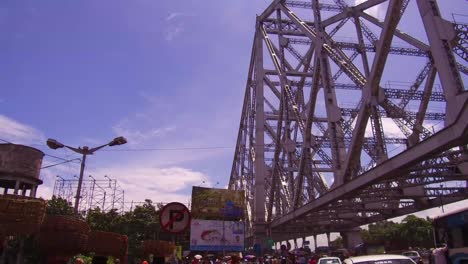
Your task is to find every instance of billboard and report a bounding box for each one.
[190,219,244,251]
[191,187,245,220]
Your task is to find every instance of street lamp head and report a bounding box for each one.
[46,138,65,150]
[109,136,127,146]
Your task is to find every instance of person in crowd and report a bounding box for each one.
[193,258,200,264]
[75,258,84,264]
[115,259,120,264]
[309,255,317,264]
[432,244,448,264]
[230,255,240,264]
[297,254,306,264]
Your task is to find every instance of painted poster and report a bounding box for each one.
[190,219,244,251]
[191,187,245,220]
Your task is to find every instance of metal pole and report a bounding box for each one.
[112,179,117,210]
[103,191,106,211]
[222,214,225,257]
[89,178,95,210]
[74,152,87,214]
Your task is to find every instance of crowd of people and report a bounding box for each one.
[70,243,449,264]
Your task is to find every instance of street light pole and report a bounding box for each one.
[46,136,127,215]
[75,151,87,213]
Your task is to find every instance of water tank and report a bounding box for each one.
[0,143,44,196]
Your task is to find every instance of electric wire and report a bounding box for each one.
[0,138,81,164]
[102,146,235,151]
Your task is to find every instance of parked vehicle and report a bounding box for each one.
[343,254,415,264]
[318,257,342,264]
[330,249,350,261]
[316,246,331,257]
[402,251,423,264]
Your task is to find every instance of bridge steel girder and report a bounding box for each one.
[229,0,468,246]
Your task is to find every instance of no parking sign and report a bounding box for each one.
[159,202,191,234]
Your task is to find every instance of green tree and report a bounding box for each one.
[330,236,344,248]
[85,199,171,262]
[399,215,433,248]
[86,208,123,233]
[46,195,74,216]
[361,215,433,250]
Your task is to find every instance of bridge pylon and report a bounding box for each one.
[229,0,468,246]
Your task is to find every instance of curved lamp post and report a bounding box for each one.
[46,136,127,214]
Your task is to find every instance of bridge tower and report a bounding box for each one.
[229,0,468,252]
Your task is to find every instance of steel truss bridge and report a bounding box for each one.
[228,0,468,248]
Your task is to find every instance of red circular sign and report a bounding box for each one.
[159,202,191,234]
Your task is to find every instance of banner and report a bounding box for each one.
[175,246,182,259]
[191,187,245,220]
[190,219,244,251]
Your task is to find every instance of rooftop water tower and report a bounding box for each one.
[0,143,44,197]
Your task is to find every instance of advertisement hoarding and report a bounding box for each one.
[190,219,244,251]
[191,187,245,220]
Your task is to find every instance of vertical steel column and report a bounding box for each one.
[311,0,347,187]
[253,24,268,251]
[416,0,464,124]
[13,180,20,195]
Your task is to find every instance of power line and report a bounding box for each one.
[0,138,80,163]
[41,158,81,169]
[3,138,234,152]
[102,146,235,151]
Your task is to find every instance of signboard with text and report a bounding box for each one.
[191,187,245,220]
[190,219,244,251]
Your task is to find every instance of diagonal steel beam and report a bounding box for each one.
[343,0,405,181]
[271,97,468,228]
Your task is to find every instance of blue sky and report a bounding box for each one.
[0,0,467,226]
[0,0,270,204]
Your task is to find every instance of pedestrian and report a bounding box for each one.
[230,255,240,264]
[432,244,448,264]
[309,256,317,264]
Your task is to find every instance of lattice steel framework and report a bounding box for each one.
[229,0,468,247]
[53,175,125,214]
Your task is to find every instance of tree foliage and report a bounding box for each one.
[84,199,178,262]
[361,215,433,250]
[46,195,75,216]
[330,236,343,248]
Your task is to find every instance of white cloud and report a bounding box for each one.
[36,154,213,205]
[363,117,404,137]
[354,0,386,19]
[92,165,210,204]
[112,120,176,146]
[165,24,183,41]
[36,185,54,200]
[166,12,183,21]
[0,115,44,144]
[163,11,191,41]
